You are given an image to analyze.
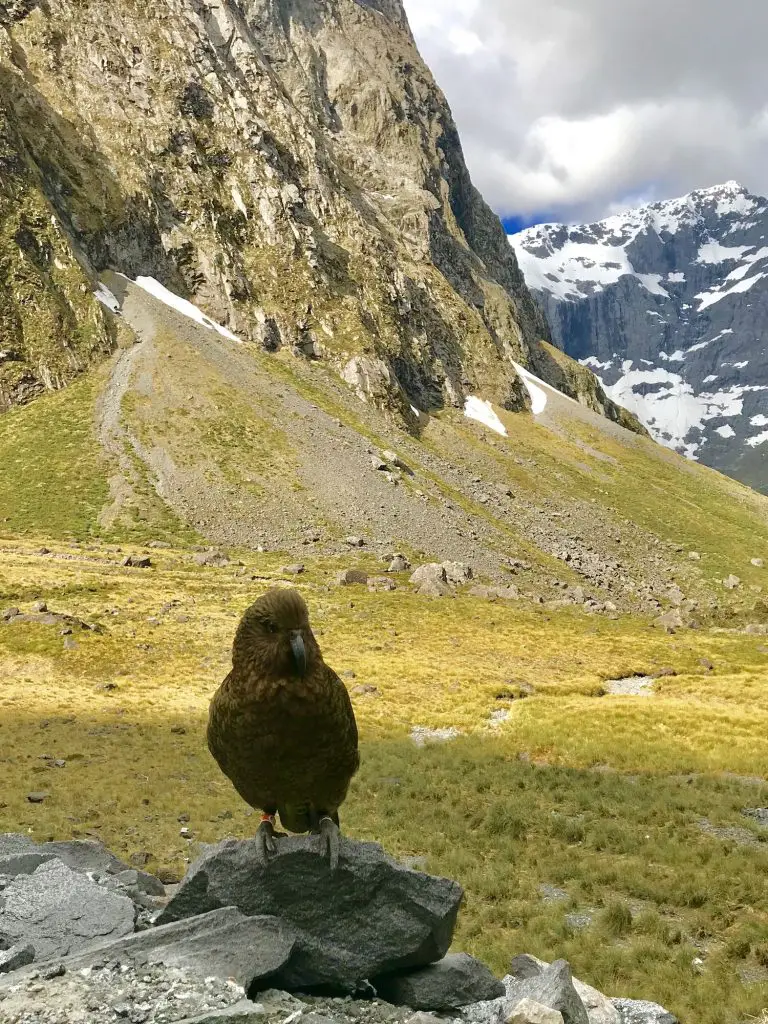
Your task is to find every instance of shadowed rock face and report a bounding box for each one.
[0,0,625,425]
[512,182,768,492]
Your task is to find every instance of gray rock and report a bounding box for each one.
[194,550,230,567]
[180,1001,268,1023]
[345,536,366,547]
[751,558,764,568]
[743,807,768,827]
[410,564,448,587]
[441,562,474,585]
[509,955,618,1024]
[506,960,589,1024]
[156,836,462,992]
[611,999,677,1024]
[369,577,396,592]
[0,859,136,962]
[410,726,463,748]
[336,569,369,586]
[724,574,741,590]
[282,564,305,575]
[0,944,35,974]
[507,1000,565,1024]
[123,555,152,568]
[418,580,453,598]
[374,953,505,1010]
[388,555,411,572]
[33,907,296,993]
[654,609,683,631]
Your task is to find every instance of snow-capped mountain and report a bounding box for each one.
[510,181,768,492]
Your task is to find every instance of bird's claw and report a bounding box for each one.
[255,817,282,866]
[317,815,341,872]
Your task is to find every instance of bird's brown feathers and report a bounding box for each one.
[207,589,359,830]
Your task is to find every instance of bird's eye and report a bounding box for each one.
[265,621,278,634]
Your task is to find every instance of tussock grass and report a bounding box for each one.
[0,541,767,1023]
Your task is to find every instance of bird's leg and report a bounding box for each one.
[310,809,341,872]
[255,811,279,866]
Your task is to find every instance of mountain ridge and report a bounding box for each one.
[511,181,768,491]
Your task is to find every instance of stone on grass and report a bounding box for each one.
[374,953,504,1010]
[441,562,473,585]
[506,960,588,1024]
[0,859,136,962]
[410,727,462,748]
[336,569,368,586]
[751,558,764,568]
[369,577,396,592]
[506,999,565,1024]
[723,575,741,590]
[611,999,678,1024]
[410,564,448,587]
[654,609,683,632]
[156,836,462,992]
[194,550,230,568]
[418,580,453,598]
[50,906,295,993]
[282,564,305,575]
[123,555,152,568]
[388,554,411,572]
[0,944,35,974]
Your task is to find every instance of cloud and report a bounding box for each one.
[401,0,768,222]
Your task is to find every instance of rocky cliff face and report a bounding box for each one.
[512,182,768,491]
[0,0,637,429]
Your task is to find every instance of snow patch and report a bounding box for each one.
[751,415,768,427]
[696,241,750,264]
[746,431,768,448]
[659,351,685,362]
[464,396,508,436]
[696,271,766,310]
[714,425,736,439]
[703,375,719,383]
[637,274,669,298]
[581,356,613,371]
[512,361,577,414]
[129,276,240,343]
[94,282,121,314]
[667,272,686,283]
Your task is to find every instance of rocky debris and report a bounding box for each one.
[410,727,463,748]
[368,577,396,592]
[336,569,369,586]
[742,807,768,827]
[417,579,453,598]
[345,537,366,548]
[723,575,741,590]
[194,550,230,567]
[654,609,684,632]
[282,565,305,575]
[538,885,568,904]
[1,607,102,633]
[371,455,388,471]
[470,585,520,601]
[603,676,655,697]
[388,555,411,573]
[123,555,152,569]
[0,859,136,962]
[611,1000,678,1024]
[751,558,764,568]
[506,960,588,1024]
[373,953,505,1010]
[352,685,379,697]
[688,551,701,560]
[156,837,463,992]
[507,1000,565,1024]
[697,818,763,847]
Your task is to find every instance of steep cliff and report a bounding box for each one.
[0,0,638,428]
[512,182,768,490]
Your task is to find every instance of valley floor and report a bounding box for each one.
[0,541,766,1024]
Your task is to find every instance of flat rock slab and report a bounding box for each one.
[507,999,565,1024]
[611,1000,678,1024]
[31,907,296,993]
[374,953,504,1010]
[0,859,136,962]
[157,836,463,992]
[180,1000,270,1023]
[0,944,35,974]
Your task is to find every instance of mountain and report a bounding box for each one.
[511,182,768,492]
[0,0,638,432]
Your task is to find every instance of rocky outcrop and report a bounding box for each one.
[0,833,679,1024]
[0,0,628,430]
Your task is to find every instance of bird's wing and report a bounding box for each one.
[325,664,360,775]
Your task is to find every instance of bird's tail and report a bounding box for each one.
[277,802,312,834]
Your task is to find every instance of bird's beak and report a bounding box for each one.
[290,630,307,678]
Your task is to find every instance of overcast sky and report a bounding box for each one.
[401,0,768,228]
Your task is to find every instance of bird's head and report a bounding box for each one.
[232,588,318,680]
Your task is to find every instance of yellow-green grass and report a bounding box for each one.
[0,541,766,1024]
